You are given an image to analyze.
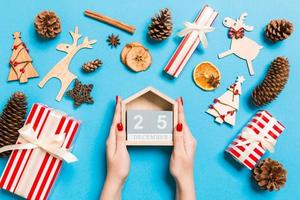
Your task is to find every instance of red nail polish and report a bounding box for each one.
[116,96,119,104]
[180,96,184,106]
[117,123,123,131]
[176,123,183,132]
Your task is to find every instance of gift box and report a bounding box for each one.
[0,103,80,199]
[226,110,285,170]
[164,5,218,78]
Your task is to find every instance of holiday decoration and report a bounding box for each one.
[84,10,135,34]
[252,56,289,107]
[206,76,245,126]
[148,8,173,41]
[193,61,221,91]
[164,5,218,78]
[265,19,293,42]
[38,26,96,101]
[218,13,263,76]
[122,87,178,146]
[66,79,94,107]
[0,92,27,157]
[82,59,102,73]
[253,158,287,191]
[107,34,120,48]
[120,42,152,72]
[8,32,39,83]
[34,11,61,39]
[0,103,80,200]
[226,110,285,170]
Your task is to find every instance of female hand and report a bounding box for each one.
[100,96,130,200]
[170,97,197,200]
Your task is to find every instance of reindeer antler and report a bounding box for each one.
[70,26,82,46]
[238,13,248,23]
[79,37,97,49]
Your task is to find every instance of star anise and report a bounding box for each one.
[207,75,220,88]
[107,34,120,48]
[66,79,94,107]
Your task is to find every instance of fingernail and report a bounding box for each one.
[180,96,184,106]
[117,123,123,131]
[116,96,119,105]
[176,123,183,132]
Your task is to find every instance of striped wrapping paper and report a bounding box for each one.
[0,103,80,199]
[164,5,218,78]
[226,110,285,170]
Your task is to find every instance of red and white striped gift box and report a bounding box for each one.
[164,5,218,78]
[0,103,80,199]
[226,110,285,170]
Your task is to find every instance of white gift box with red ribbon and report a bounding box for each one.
[226,110,285,170]
[164,5,218,78]
[0,103,80,200]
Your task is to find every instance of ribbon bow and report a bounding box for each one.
[0,124,77,163]
[177,22,215,49]
[228,27,245,39]
[235,127,276,153]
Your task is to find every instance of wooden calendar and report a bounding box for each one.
[122,87,178,146]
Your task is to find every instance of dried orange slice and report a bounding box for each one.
[193,62,221,91]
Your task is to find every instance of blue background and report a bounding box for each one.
[0,0,299,199]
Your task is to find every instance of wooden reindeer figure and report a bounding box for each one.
[38,26,96,101]
[218,13,263,75]
[8,32,39,83]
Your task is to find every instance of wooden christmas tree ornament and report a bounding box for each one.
[122,87,178,146]
[206,76,245,126]
[218,13,263,76]
[38,27,97,101]
[8,32,39,83]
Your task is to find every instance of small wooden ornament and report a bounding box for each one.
[218,13,263,76]
[122,87,178,146]
[8,32,39,83]
[206,76,245,126]
[38,27,96,101]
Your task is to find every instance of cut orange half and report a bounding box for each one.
[193,61,221,91]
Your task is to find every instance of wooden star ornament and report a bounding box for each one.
[66,79,94,107]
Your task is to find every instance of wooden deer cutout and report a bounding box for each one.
[218,13,263,75]
[38,26,96,101]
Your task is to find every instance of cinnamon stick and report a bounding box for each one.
[84,10,135,34]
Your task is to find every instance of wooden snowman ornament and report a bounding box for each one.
[8,32,39,83]
[122,87,178,146]
[38,27,96,101]
[218,13,262,75]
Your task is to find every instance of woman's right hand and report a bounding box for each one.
[170,97,197,200]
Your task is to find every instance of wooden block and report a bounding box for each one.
[127,110,173,144]
[122,87,178,146]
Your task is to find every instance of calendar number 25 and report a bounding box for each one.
[133,115,167,130]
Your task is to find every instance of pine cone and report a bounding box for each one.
[265,19,294,42]
[82,59,102,73]
[0,92,27,157]
[148,8,173,41]
[251,57,289,106]
[34,11,61,39]
[253,158,287,191]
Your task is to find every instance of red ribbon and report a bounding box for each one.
[228,27,245,39]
